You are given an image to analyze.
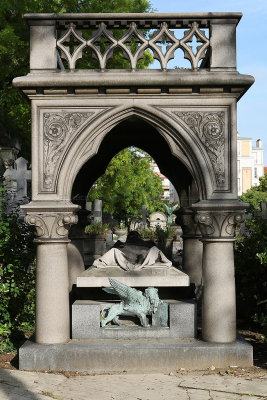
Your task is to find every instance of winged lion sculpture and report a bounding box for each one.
[101,278,162,328]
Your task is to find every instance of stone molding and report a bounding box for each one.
[25,212,78,240]
[195,211,245,238]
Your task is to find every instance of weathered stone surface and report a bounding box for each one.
[149,211,167,230]
[19,337,253,372]
[72,299,196,339]
[76,266,189,287]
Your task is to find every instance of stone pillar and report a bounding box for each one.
[25,211,78,344]
[195,209,245,343]
[210,19,238,71]
[175,208,203,293]
[28,20,57,72]
[93,199,102,223]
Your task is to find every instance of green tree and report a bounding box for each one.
[88,148,165,224]
[235,173,267,333]
[0,187,36,352]
[239,173,267,213]
[0,0,152,159]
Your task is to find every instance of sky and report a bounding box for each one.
[150,0,267,165]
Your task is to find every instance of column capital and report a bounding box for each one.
[195,210,245,238]
[175,207,201,238]
[25,212,78,241]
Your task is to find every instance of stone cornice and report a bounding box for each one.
[13,71,254,88]
[13,71,254,101]
[24,12,243,27]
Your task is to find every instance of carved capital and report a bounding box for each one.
[175,208,201,237]
[195,211,245,238]
[25,212,78,240]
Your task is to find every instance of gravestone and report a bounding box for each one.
[0,119,20,176]
[92,199,102,223]
[3,157,31,213]
[130,217,142,231]
[85,201,92,212]
[138,204,150,228]
[254,202,267,221]
[149,211,167,230]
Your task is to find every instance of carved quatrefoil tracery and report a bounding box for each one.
[57,21,209,71]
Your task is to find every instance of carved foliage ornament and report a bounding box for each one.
[174,111,225,187]
[43,111,93,191]
[195,212,245,238]
[25,213,78,240]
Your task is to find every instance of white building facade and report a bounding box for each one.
[237,135,264,195]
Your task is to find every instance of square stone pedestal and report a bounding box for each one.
[72,299,197,339]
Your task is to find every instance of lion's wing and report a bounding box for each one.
[109,278,143,303]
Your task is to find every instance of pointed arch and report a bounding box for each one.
[56,106,214,201]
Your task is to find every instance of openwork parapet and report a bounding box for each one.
[25,13,242,73]
[57,20,209,71]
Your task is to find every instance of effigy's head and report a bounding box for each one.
[126,230,142,243]
[145,287,160,312]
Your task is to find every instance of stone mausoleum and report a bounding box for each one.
[14,12,254,372]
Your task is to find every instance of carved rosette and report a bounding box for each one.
[25,213,78,240]
[175,208,201,237]
[173,111,225,187]
[43,111,93,191]
[195,211,245,239]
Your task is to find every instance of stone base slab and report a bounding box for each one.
[76,265,189,287]
[72,300,197,339]
[19,338,253,372]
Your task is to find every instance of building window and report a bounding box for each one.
[254,168,257,178]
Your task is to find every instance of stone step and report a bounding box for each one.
[19,338,253,372]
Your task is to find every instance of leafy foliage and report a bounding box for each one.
[0,0,152,159]
[88,148,165,224]
[84,221,109,236]
[0,187,36,352]
[235,173,267,333]
[239,173,267,213]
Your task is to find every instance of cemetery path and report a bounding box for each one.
[0,367,266,400]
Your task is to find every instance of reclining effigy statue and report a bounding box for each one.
[93,231,172,271]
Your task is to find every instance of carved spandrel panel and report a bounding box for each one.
[173,111,226,188]
[40,108,110,193]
